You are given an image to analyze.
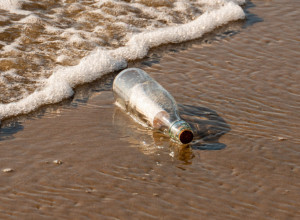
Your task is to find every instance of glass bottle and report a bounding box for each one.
[113,68,193,144]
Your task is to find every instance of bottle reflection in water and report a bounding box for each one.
[113,68,193,144]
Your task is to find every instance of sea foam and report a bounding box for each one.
[0,1,245,121]
[0,0,30,14]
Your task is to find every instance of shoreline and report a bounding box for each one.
[0,1,245,121]
[0,7,248,130]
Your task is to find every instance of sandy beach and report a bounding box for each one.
[0,0,299,219]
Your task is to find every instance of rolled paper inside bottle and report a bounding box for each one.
[169,120,194,144]
[129,83,166,127]
[153,111,170,129]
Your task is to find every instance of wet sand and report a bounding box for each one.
[0,0,299,219]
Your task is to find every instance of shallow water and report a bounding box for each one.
[0,0,245,119]
[0,0,299,219]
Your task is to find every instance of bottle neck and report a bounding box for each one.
[169,120,194,144]
[153,111,175,130]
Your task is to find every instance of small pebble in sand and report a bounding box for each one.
[277,137,287,141]
[53,160,63,165]
[2,168,14,173]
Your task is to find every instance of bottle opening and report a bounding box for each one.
[179,130,194,144]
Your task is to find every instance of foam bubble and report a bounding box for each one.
[19,14,43,24]
[0,0,21,11]
[56,55,69,63]
[69,34,85,44]
[0,0,30,14]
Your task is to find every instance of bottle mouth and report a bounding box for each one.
[169,120,194,144]
[179,130,194,144]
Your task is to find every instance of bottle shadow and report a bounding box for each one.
[151,104,230,164]
[178,104,231,151]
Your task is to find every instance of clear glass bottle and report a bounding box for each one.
[113,68,193,144]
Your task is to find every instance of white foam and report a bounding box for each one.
[56,55,69,63]
[112,2,245,60]
[69,33,85,44]
[0,0,21,11]
[2,43,20,53]
[0,15,9,22]
[18,14,43,24]
[0,1,245,121]
[45,25,63,34]
[0,49,127,120]
[0,0,30,14]
[1,69,22,80]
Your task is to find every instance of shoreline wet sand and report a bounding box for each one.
[0,0,299,219]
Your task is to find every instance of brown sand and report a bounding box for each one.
[0,0,299,219]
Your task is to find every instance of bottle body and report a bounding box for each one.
[113,68,193,144]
